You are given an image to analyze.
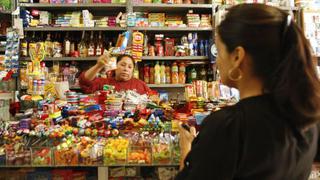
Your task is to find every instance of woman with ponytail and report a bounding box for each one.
[176,4,320,180]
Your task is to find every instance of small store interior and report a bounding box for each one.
[0,0,319,179]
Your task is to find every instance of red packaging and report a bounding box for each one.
[165,38,175,56]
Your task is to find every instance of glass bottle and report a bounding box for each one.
[154,61,161,84]
[165,62,171,84]
[44,33,53,57]
[191,67,197,81]
[200,65,207,81]
[64,32,71,57]
[78,31,88,57]
[160,62,166,84]
[88,31,95,57]
[96,31,104,56]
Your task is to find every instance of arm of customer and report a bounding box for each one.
[79,55,111,93]
[176,108,240,180]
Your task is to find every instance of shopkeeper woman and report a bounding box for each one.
[79,54,151,94]
[177,4,320,180]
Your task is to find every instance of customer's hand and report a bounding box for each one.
[178,123,196,163]
[96,53,110,69]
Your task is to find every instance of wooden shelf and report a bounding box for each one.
[132,26,212,31]
[142,56,208,60]
[220,4,299,11]
[19,3,126,10]
[20,57,98,61]
[147,84,187,88]
[24,27,126,31]
[133,3,212,12]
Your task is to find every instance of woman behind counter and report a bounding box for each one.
[79,54,151,94]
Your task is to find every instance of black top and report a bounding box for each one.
[176,94,318,180]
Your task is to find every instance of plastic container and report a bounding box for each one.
[31,147,52,166]
[103,138,129,165]
[54,147,79,166]
[6,148,31,166]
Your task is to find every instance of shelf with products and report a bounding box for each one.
[132,3,213,12]
[24,27,127,31]
[147,84,189,88]
[142,56,208,60]
[131,27,212,31]
[20,57,98,61]
[19,3,126,10]
[219,4,299,11]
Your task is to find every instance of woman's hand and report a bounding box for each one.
[178,123,196,170]
[96,53,110,68]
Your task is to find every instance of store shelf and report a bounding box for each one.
[24,27,126,31]
[221,4,299,11]
[20,57,98,61]
[133,3,212,12]
[142,56,208,60]
[0,164,179,168]
[132,26,212,31]
[19,3,126,10]
[147,84,188,88]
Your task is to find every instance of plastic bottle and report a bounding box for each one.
[160,62,166,84]
[150,63,154,84]
[179,62,186,84]
[171,62,179,84]
[144,63,150,84]
[165,63,171,84]
[133,63,139,79]
[191,67,197,81]
[154,61,161,84]
[200,65,207,80]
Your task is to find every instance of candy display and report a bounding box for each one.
[103,138,129,165]
[32,147,52,166]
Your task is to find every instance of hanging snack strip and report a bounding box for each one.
[131,31,144,62]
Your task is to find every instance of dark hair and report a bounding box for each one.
[218,4,320,128]
[116,54,135,66]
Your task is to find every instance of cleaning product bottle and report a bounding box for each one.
[179,62,186,84]
[171,62,179,84]
[154,61,161,84]
[160,62,166,84]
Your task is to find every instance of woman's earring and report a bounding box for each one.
[228,68,243,81]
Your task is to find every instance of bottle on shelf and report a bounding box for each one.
[171,62,179,84]
[28,32,36,55]
[199,40,204,56]
[88,31,95,57]
[207,65,214,82]
[79,31,88,58]
[133,63,139,79]
[154,61,161,84]
[96,31,104,56]
[150,63,154,84]
[191,66,197,81]
[44,33,53,57]
[20,35,28,57]
[70,34,76,57]
[160,62,166,84]
[165,62,171,84]
[53,33,63,57]
[179,62,186,84]
[64,32,71,57]
[199,65,207,80]
[144,63,150,84]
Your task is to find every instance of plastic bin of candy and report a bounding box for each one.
[79,143,104,166]
[103,138,129,165]
[31,147,53,166]
[53,147,79,166]
[127,145,152,165]
[152,135,172,165]
[6,148,31,166]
